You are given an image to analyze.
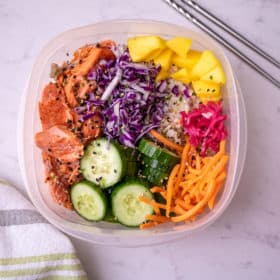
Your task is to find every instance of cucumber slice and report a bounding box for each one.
[138,138,180,166]
[142,166,169,185]
[70,181,107,221]
[123,147,139,177]
[141,155,172,172]
[80,138,126,188]
[111,179,154,227]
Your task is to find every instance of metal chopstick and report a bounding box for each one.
[163,0,280,89]
[182,0,280,69]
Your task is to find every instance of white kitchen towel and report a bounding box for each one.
[0,180,88,280]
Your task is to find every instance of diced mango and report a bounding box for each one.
[201,65,226,84]
[191,50,219,80]
[156,68,169,82]
[154,49,173,70]
[127,36,166,62]
[166,37,192,57]
[192,80,221,103]
[144,48,164,61]
[171,68,191,84]
[172,50,202,70]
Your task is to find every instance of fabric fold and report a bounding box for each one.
[0,181,88,280]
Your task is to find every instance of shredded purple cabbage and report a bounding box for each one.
[75,45,191,148]
[87,46,167,148]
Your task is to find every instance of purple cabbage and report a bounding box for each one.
[75,46,169,148]
[98,47,167,147]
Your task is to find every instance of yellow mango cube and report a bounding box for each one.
[191,50,219,80]
[172,50,202,70]
[201,65,226,84]
[192,80,221,103]
[144,48,164,61]
[127,36,166,62]
[156,68,169,82]
[154,49,173,70]
[171,68,191,84]
[166,37,192,57]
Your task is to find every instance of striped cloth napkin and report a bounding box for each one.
[0,180,88,280]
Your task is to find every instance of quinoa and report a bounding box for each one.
[158,79,198,145]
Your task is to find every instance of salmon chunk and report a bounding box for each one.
[35,125,84,162]
[39,84,73,130]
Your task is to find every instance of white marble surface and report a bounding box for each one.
[1,0,280,279]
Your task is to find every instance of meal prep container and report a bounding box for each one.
[18,20,247,247]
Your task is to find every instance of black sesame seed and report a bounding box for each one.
[114,169,117,173]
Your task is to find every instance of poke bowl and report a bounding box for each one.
[18,20,247,247]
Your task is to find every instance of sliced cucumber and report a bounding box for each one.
[80,138,126,188]
[138,138,180,166]
[70,181,107,221]
[111,179,154,227]
[141,155,172,172]
[142,166,169,185]
[123,147,139,177]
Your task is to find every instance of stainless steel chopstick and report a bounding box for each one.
[182,0,280,69]
[163,0,280,89]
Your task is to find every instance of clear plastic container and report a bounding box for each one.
[18,20,247,247]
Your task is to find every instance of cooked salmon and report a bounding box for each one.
[35,125,84,162]
[39,84,73,130]
[35,40,116,210]
[82,113,103,142]
[64,75,90,107]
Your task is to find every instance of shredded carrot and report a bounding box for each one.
[139,196,167,209]
[174,143,190,193]
[149,129,184,154]
[166,164,180,217]
[140,139,229,229]
[208,172,227,209]
[146,215,170,223]
[196,153,201,170]
[173,205,186,215]
[140,221,158,230]
[175,199,193,210]
[171,179,216,222]
[150,186,165,193]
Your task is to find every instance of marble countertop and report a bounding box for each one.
[1,0,280,279]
